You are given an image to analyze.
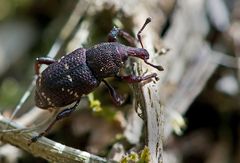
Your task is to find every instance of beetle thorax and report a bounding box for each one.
[86,42,126,79]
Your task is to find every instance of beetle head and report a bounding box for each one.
[127,47,149,60]
[126,47,163,71]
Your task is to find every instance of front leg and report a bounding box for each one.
[35,57,56,75]
[102,79,125,106]
[116,73,158,83]
[108,26,136,46]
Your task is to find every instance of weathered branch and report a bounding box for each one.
[0,115,106,163]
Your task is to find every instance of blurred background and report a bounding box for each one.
[0,0,239,163]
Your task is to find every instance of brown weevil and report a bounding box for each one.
[31,17,163,143]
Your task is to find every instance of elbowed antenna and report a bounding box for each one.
[136,17,164,71]
[137,17,152,48]
[144,60,164,71]
[126,47,164,71]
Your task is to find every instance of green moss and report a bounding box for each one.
[120,146,151,163]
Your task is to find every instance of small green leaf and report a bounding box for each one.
[138,146,151,163]
[87,93,102,112]
[120,152,139,163]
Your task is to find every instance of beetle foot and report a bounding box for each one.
[28,134,42,145]
[102,79,126,106]
[113,93,126,106]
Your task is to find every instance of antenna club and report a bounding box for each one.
[146,17,152,23]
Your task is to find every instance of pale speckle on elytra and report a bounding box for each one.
[41,92,45,96]
[41,92,47,99]
[74,92,79,98]
[64,63,69,70]
[67,75,73,82]
[58,56,65,63]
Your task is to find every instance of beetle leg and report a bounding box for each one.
[29,100,80,144]
[108,17,152,48]
[35,57,56,75]
[108,27,136,46]
[118,29,136,46]
[102,79,125,105]
[116,73,158,83]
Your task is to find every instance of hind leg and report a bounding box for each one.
[29,100,80,144]
[35,57,56,75]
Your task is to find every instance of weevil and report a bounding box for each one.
[30,17,163,143]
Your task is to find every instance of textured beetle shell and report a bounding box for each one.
[35,48,100,109]
[35,42,129,109]
[86,42,125,79]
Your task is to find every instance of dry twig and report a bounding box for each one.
[0,115,106,163]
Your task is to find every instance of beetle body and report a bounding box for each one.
[35,47,97,109]
[30,17,164,144]
[35,42,148,109]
